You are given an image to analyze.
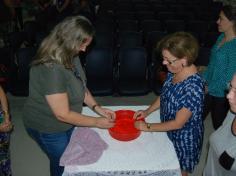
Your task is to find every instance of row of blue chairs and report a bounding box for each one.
[0,43,211,97]
[84,46,211,96]
[92,30,218,57]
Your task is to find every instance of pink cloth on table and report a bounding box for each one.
[60,127,108,166]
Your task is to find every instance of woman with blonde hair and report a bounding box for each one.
[23,16,115,176]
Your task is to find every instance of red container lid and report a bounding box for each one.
[108,110,144,141]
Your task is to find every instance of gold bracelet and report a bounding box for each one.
[92,104,99,111]
[147,123,151,129]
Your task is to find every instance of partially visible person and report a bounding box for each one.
[2,0,15,19]
[0,0,15,35]
[0,85,13,176]
[76,0,95,22]
[22,16,115,176]
[34,0,52,10]
[203,72,236,176]
[33,0,55,31]
[1,0,23,31]
[201,5,236,130]
[55,0,73,22]
[11,0,23,30]
[134,32,205,176]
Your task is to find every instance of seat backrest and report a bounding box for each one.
[117,20,139,32]
[15,47,37,81]
[164,20,186,33]
[135,11,155,22]
[7,31,26,52]
[145,31,167,58]
[93,32,114,48]
[115,11,136,21]
[23,21,38,46]
[94,20,115,34]
[117,31,143,48]
[85,47,114,80]
[118,47,147,80]
[140,20,162,36]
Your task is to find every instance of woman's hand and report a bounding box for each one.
[95,117,115,129]
[95,106,116,122]
[0,120,13,132]
[134,121,148,131]
[133,110,148,120]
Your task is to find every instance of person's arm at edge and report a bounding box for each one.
[0,86,10,121]
[0,86,12,132]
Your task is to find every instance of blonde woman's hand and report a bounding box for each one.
[95,106,116,122]
[95,117,115,129]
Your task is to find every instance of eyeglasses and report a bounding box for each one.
[163,58,178,65]
[227,82,236,92]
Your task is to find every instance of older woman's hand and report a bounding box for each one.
[133,110,148,120]
[134,121,148,131]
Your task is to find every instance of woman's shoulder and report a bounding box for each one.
[31,63,66,72]
[185,74,205,91]
[30,63,70,79]
[186,73,204,84]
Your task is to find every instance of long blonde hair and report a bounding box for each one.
[32,16,95,68]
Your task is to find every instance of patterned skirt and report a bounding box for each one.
[0,132,11,176]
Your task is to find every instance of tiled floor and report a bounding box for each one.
[8,92,214,176]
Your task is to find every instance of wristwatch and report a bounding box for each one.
[146,123,151,129]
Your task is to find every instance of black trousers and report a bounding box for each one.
[203,94,229,130]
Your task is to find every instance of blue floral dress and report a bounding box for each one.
[160,73,204,173]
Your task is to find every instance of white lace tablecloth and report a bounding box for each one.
[62,106,181,176]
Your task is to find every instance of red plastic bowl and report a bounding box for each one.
[108,110,143,141]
